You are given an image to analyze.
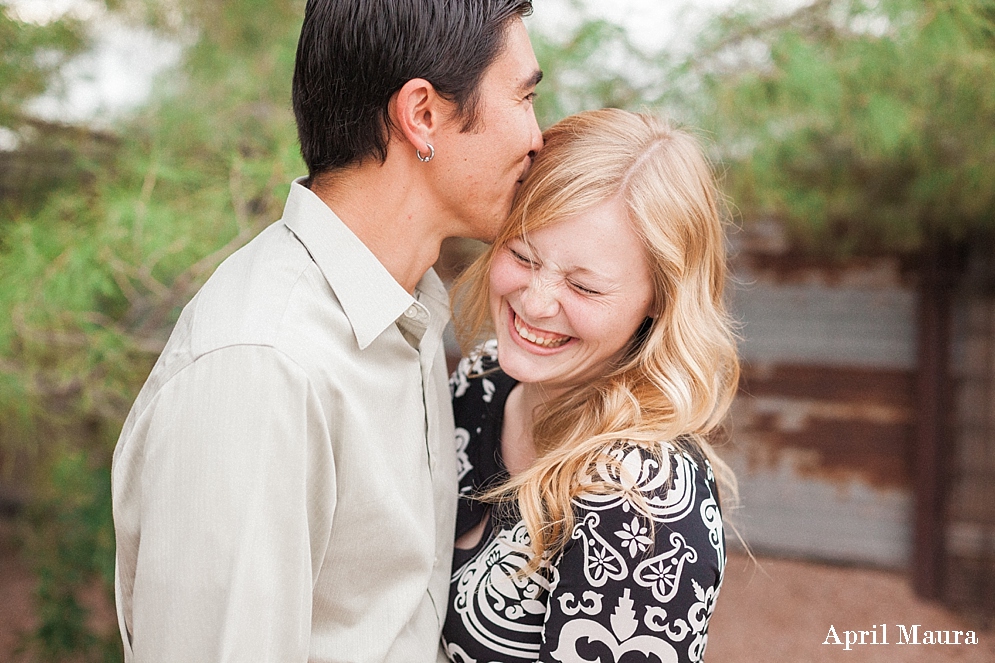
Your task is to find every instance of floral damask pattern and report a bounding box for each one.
[442,350,725,663]
[450,520,557,660]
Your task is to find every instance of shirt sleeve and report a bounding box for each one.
[536,453,724,663]
[118,344,335,663]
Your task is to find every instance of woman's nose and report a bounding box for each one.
[520,278,559,319]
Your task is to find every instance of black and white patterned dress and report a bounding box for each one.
[442,342,727,663]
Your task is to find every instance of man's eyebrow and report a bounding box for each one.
[521,69,543,92]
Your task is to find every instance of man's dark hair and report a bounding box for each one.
[292,0,534,179]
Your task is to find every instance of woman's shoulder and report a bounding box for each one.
[566,439,725,575]
[573,438,720,524]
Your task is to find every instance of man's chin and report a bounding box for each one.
[464,214,504,244]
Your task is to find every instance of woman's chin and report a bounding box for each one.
[497,349,585,395]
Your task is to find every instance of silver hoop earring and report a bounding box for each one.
[416,143,434,163]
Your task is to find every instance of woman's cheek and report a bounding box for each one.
[489,253,526,296]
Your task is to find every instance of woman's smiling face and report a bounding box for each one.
[488,198,656,396]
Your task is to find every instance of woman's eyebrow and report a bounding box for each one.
[569,266,611,280]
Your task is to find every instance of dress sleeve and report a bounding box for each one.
[536,446,725,663]
[115,344,335,663]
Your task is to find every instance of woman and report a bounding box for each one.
[441,108,739,663]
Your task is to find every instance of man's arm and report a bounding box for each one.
[115,344,335,662]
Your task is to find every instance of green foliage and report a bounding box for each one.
[21,454,117,662]
[0,4,99,219]
[0,0,306,443]
[0,1,306,658]
[0,3,87,129]
[529,1,662,127]
[682,0,995,254]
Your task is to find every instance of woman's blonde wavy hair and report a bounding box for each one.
[450,108,740,566]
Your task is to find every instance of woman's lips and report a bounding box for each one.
[512,311,571,348]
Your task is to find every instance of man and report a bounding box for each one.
[111,1,543,660]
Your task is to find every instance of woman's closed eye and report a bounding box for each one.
[508,247,536,267]
[569,280,601,296]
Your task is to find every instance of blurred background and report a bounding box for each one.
[1,0,994,660]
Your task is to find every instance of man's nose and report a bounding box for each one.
[527,114,543,161]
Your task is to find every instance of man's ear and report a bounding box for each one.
[393,78,446,157]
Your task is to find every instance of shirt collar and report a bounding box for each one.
[281,178,448,350]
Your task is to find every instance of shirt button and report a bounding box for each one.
[404,306,418,318]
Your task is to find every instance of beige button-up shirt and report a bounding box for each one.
[112,181,458,662]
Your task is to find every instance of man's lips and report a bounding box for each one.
[517,157,534,184]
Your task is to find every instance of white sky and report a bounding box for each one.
[6,0,182,125]
[532,0,739,54]
[6,0,745,125]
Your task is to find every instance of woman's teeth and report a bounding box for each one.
[514,314,570,348]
